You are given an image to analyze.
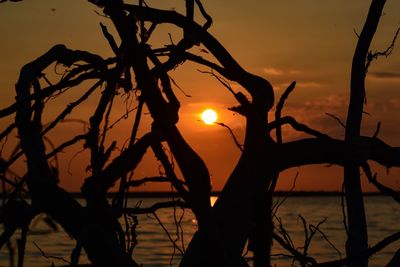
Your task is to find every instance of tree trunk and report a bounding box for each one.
[344,1,386,266]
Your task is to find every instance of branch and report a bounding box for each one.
[151,142,190,202]
[272,232,317,266]
[215,122,243,151]
[14,45,138,267]
[33,241,71,264]
[82,132,155,194]
[325,113,346,129]
[100,22,120,56]
[194,0,212,29]
[366,26,400,71]
[268,116,331,139]
[0,71,101,119]
[198,69,250,108]
[316,232,400,267]
[0,123,15,143]
[275,81,296,144]
[41,79,103,136]
[45,134,87,159]
[126,176,186,187]
[0,174,28,193]
[277,136,400,171]
[184,52,228,78]
[124,200,189,215]
[123,4,274,110]
[361,162,400,203]
[386,249,400,267]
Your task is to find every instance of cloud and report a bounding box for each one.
[369,71,400,79]
[274,81,323,91]
[263,67,284,76]
[263,67,302,76]
[297,81,323,89]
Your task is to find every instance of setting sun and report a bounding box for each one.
[201,109,218,125]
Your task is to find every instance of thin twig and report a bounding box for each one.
[361,162,400,203]
[215,122,243,151]
[268,116,331,139]
[366,26,400,71]
[33,241,71,264]
[275,81,296,144]
[152,212,184,255]
[124,200,189,215]
[325,113,346,129]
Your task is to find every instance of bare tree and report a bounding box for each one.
[0,0,399,267]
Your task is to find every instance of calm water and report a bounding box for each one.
[0,196,399,267]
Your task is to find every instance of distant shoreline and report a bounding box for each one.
[60,191,388,198]
[3,191,391,199]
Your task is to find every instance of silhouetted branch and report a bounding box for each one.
[14,44,139,267]
[124,200,189,215]
[42,80,103,136]
[316,232,400,267]
[184,52,227,77]
[151,142,190,202]
[386,249,400,267]
[325,113,346,129]
[0,175,27,194]
[0,124,15,143]
[17,226,28,267]
[0,71,102,119]
[345,2,387,263]
[311,225,342,259]
[128,97,144,148]
[340,181,349,236]
[100,22,120,56]
[194,0,212,29]
[275,81,296,144]
[272,172,298,215]
[372,121,381,138]
[0,228,17,251]
[123,4,274,110]
[272,230,317,266]
[268,116,331,139]
[126,176,186,187]
[278,136,400,171]
[83,132,155,193]
[216,122,243,151]
[45,134,87,159]
[153,212,185,256]
[366,26,400,71]
[361,162,400,203]
[33,241,71,264]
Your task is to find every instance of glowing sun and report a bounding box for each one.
[201,109,218,125]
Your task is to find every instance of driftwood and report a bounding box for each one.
[0,0,399,267]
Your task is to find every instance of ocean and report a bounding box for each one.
[0,196,399,267]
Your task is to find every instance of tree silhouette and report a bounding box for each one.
[0,0,399,266]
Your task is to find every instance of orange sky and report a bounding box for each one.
[1,0,400,192]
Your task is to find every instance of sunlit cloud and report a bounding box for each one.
[263,67,284,76]
[263,67,302,76]
[296,81,323,89]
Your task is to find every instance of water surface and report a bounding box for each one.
[0,196,398,267]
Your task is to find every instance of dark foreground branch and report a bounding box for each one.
[316,232,400,267]
[278,136,400,171]
[124,200,189,215]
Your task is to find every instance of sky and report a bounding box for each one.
[0,0,400,192]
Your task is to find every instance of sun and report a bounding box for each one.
[201,109,218,125]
